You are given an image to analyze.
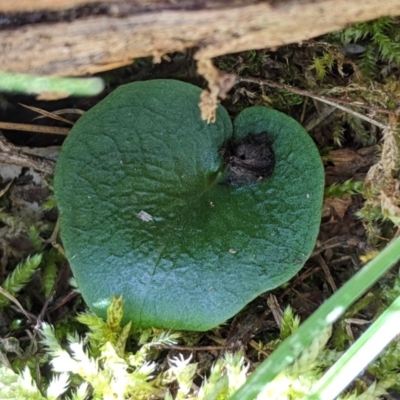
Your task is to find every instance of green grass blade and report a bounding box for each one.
[0,73,104,97]
[229,235,400,400]
[307,294,400,400]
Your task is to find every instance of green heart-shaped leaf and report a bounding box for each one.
[55,79,324,331]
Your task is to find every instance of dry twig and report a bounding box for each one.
[19,103,75,125]
[238,77,390,130]
[0,133,55,174]
[0,122,69,135]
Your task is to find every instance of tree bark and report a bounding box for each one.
[0,0,114,12]
[1,0,400,76]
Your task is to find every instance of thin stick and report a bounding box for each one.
[19,103,75,125]
[154,343,240,352]
[0,286,34,322]
[0,121,69,135]
[45,218,67,258]
[0,179,13,198]
[238,77,389,130]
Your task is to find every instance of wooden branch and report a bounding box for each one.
[0,0,257,13]
[0,0,113,12]
[1,0,400,77]
[0,133,55,174]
